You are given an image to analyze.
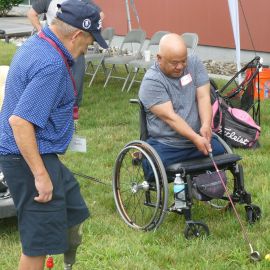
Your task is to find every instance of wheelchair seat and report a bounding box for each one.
[166,153,241,175]
[112,99,261,239]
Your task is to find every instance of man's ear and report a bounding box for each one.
[71,30,82,43]
[156,54,162,62]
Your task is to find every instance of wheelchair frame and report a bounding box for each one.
[112,99,261,239]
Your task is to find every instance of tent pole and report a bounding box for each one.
[125,0,132,31]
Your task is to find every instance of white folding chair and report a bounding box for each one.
[181,32,199,55]
[85,27,115,87]
[103,29,146,92]
[126,31,170,92]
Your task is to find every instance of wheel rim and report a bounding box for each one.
[113,145,162,230]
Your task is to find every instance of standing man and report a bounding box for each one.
[0,1,108,270]
[27,0,105,107]
[139,33,225,177]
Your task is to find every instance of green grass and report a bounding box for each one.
[1,40,270,269]
[0,41,17,66]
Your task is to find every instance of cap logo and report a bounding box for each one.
[97,19,102,30]
[82,19,91,29]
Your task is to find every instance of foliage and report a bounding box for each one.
[1,43,270,269]
[0,0,24,17]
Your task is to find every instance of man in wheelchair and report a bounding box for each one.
[113,33,261,240]
[138,33,225,174]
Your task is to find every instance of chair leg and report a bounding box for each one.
[84,61,92,74]
[127,68,139,92]
[88,60,103,88]
[121,65,131,92]
[103,64,114,88]
[101,61,107,77]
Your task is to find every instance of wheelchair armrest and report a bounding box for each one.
[212,133,233,154]
[129,98,140,104]
[129,99,145,111]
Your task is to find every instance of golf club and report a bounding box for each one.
[208,152,261,262]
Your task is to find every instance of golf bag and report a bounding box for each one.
[211,93,261,148]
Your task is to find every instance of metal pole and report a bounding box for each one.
[125,0,132,31]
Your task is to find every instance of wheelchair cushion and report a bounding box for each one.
[166,153,241,174]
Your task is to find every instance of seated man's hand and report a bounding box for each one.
[200,124,212,143]
[193,134,212,155]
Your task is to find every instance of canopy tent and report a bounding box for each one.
[228,0,241,73]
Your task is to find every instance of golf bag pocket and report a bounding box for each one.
[192,170,227,201]
[212,99,261,148]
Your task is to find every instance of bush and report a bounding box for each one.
[0,0,24,17]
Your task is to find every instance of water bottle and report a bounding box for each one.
[173,173,186,209]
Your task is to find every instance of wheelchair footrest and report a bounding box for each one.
[166,154,241,174]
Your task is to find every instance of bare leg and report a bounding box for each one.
[18,254,46,270]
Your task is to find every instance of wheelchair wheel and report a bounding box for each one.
[184,221,210,239]
[113,140,168,231]
[245,204,261,224]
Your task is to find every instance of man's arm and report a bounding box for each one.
[197,82,212,143]
[27,7,43,32]
[9,115,53,203]
[150,101,211,155]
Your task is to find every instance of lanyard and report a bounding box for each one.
[38,31,79,120]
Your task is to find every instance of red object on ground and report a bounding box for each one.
[46,256,54,269]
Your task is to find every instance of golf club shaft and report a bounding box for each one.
[208,153,253,252]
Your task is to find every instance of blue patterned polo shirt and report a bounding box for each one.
[0,27,75,155]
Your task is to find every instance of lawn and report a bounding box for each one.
[0,40,270,270]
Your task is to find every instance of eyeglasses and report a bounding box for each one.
[167,59,187,68]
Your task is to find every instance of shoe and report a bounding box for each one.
[64,263,72,270]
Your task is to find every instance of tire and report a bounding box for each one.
[112,140,168,231]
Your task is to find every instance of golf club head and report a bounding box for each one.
[250,251,261,262]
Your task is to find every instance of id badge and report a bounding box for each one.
[69,134,87,153]
[180,73,192,86]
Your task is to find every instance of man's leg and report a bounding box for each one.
[61,162,90,270]
[63,223,83,270]
[18,254,45,270]
[143,137,226,180]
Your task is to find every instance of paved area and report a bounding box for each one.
[0,16,33,37]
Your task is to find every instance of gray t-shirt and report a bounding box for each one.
[32,0,101,25]
[138,55,209,148]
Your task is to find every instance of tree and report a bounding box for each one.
[0,0,24,17]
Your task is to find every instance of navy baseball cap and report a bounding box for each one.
[56,0,108,49]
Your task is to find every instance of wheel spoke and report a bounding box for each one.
[112,142,168,230]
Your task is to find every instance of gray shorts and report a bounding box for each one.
[0,154,90,256]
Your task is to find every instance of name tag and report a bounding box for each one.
[69,135,87,153]
[180,73,192,86]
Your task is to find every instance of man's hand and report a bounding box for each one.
[193,134,212,155]
[200,124,212,143]
[34,173,53,203]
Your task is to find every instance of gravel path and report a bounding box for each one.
[7,37,243,77]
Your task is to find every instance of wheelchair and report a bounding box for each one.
[112,99,261,239]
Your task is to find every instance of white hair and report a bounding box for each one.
[50,18,79,37]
